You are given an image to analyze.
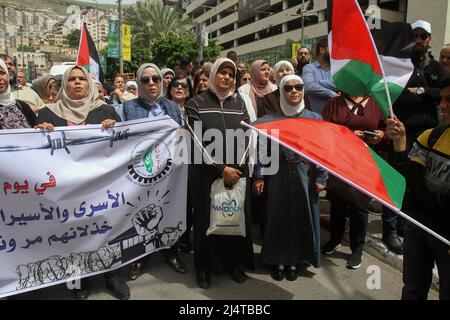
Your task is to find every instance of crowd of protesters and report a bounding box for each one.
[0,18,449,301]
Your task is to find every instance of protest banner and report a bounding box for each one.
[0,117,187,298]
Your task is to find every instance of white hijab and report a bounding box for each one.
[279,75,305,117]
[0,59,16,107]
[208,58,236,102]
[273,60,295,86]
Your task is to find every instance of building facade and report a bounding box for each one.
[182,0,450,63]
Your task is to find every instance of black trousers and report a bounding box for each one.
[402,222,450,300]
[329,196,368,255]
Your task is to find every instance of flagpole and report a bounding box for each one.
[353,0,395,118]
[241,121,450,246]
[77,16,85,66]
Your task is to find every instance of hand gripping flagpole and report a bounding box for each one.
[241,121,450,247]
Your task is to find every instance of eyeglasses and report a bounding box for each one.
[284,84,304,92]
[140,75,161,84]
[173,81,188,89]
[415,33,429,40]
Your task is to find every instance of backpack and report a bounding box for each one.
[428,124,450,148]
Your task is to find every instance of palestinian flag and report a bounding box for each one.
[330,0,414,117]
[244,117,406,211]
[77,23,103,82]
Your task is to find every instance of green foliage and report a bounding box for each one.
[124,0,193,47]
[151,35,198,69]
[67,29,81,49]
[204,39,222,61]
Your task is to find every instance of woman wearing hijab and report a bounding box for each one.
[35,66,128,300]
[238,60,277,118]
[0,59,36,129]
[122,63,186,279]
[253,75,328,281]
[321,92,385,269]
[32,74,55,104]
[263,60,295,115]
[185,58,255,289]
[122,63,182,124]
[125,80,138,96]
[161,68,175,96]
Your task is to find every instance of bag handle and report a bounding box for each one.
[186,121,252,167]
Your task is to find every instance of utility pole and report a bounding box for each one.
[197,23,204,63]
[96,0,100,51]
[301,0,305,44]
[118,0,123,73]
[20,26,24,69]
[1,5,8,55]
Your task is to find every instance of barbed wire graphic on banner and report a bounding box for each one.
[15,245,121,290]
[0,128,174,156]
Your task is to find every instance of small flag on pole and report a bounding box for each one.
[77,22,103,82]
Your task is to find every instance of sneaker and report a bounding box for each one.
[322,241,341,255]
[346,253,363,269]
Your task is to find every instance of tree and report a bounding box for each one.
[67,29,81,48]
[124,0,193,47]
[151,34,222,69]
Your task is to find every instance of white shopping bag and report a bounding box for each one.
[207,178,246,237]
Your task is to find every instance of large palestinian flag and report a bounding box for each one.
[77,23,103,82]
[330,0,414,117]
[244,117,406,211]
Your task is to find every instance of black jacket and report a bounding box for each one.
[393,56,444,139]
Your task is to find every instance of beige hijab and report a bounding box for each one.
[32,74,55,103]
[208,58,236,102]
[45,66,106,124]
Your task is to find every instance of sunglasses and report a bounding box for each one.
[415,33,429,40]
[173,82,188,89]
[241,77,251,81]
[140,75,161,84]
[284,84,304,92]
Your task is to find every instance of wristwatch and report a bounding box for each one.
[416,87,425,95]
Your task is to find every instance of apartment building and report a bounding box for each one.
[183,0,450,63]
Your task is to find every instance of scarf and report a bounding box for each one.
[44,66,106,124]
[32,74,55,103]
[0,59,16,107]
[249,60,275,112]
[208,58,236,103]
[279,75,305,116]
[273,60,295,86]
[136,63,163,108]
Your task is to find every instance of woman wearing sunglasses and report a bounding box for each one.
[185,58,255,289]
[253,75,327,281]
[121,63,186,279]
[166,74,193,117]
[321,90,385,270]
[122,63,182,125]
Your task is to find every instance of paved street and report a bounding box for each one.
[10,222,439,300]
